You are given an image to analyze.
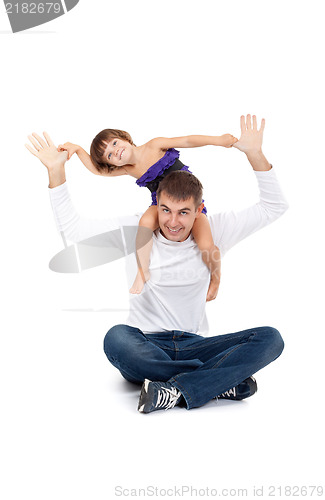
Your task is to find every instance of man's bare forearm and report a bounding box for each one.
[48,165,66,188]
[246,150,272,171]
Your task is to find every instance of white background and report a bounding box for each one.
[0,1,324,499]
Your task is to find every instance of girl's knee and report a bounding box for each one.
[139,206,158,229]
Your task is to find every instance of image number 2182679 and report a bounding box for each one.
[3,0,79,32]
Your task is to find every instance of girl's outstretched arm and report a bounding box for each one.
[147,134,238,150]
[58,142,128,177]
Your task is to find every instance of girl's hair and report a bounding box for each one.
[156,171,203,209]
[90,129,135,173]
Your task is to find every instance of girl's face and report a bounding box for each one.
[103,138,133,166]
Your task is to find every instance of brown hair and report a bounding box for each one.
[90,129,135,173]
[156,170,203,209]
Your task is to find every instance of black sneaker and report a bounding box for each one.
[138,379,182,413]
[217,376,257,401]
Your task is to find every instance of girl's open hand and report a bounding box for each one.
[219,134,238,148]
[58,142,80,159]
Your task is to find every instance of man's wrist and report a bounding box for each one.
[246,150,272,171]
[48,165,66,188]
[246,149,263,159]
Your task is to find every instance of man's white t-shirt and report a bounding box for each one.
[49,168,288,335]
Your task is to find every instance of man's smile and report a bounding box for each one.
[166,226,183,234]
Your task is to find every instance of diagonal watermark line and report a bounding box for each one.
[50,226,152,273]
[61,0,68,14]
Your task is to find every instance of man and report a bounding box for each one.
[27,115,288,414]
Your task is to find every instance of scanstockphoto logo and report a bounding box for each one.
[50,226,150,273]
[3,0,79,33]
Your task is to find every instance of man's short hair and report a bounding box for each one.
[156,171,203,209]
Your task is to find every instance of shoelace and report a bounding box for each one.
[156,387,180,410]
[220,386,237,398]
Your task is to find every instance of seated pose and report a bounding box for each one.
[26,115,288,414]
[57,129,238,300]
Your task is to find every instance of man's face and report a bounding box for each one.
[157,191,204,242]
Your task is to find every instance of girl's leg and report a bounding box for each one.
[192,213,221,301]
[129,205,159,294]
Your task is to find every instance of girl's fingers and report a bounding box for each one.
[252,115,257,130]
[246,114,252,130]
[259,118,266,133]
[32,132,47,148]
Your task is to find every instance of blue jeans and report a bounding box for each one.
[103,325,284,409]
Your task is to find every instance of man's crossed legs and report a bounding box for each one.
[103,325,284,412]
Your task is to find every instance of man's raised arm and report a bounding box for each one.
[26,132,139,243]
[209,115,289,255]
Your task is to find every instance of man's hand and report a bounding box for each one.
[233,114,265,154]
[26,132,68,170]
[26,132,68,187]
[233,114,271,171]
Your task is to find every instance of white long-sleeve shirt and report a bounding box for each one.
[49,168,288,334]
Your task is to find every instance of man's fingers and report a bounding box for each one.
[43,131,54,147]
[240,115,246,133]
[241,114,263,132]
[28,135,42,151]
[32,132,47,148]
[25,143,39,157]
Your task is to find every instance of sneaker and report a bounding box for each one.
[138,379,182,413]
[217,376,257,401]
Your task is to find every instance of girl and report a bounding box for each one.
[58,130,237,301]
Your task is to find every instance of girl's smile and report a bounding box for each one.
[104,139,133,166]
